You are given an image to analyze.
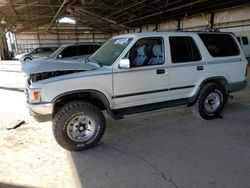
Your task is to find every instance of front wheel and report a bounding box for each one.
[53,101,106,151]
[191,83,227,120]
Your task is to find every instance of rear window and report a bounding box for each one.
[169,36,201,63]
[199,34,239,57]
[242,37,249,45]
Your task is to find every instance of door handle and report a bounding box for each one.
[156,69,165,74]
[197,66,204,71]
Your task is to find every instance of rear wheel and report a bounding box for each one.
[191,82,227,120]
[53,101,106,151]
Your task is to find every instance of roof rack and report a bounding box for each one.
[153,28,220,32]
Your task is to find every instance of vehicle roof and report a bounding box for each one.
[112,31,233,39]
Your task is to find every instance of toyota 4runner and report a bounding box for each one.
[24,31,248,151]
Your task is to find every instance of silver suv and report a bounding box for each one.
[16,47,58,62]
[24,31,248,151]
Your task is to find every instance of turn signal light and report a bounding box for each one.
[32,90,41,102]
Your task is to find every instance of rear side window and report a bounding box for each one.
[169,36,201,63]
[199,34,239,57]
[242,37,249,45]
[93,45,101,51]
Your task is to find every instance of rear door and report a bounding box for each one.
[167,35,204,100]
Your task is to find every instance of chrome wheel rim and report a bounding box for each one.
[67,114,96,142]
[204,90,222,114]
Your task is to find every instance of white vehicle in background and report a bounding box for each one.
[236,36,250,58]
[24,31,248,151]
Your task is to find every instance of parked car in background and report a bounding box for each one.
[237,36,250,58]
[21,42,102,74]
[47,42,101,60]
[15,47,58,62]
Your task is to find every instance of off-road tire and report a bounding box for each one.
[191,82,227,120]
[53,101,106,151]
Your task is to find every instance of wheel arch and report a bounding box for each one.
[188,76,229,106]
[52,89,114,118]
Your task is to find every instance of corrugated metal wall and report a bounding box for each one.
[15,25,111,54]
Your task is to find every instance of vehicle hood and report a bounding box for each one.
[22,58,98,74]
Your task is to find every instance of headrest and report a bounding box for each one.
[137,46,146,56]
[152,45,162,57]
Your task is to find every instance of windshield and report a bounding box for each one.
[89,37,132,66]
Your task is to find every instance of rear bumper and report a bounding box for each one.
[26,102,53,122]
[228,80,247,93]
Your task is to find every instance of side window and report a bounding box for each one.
[93,45,101,52]
[169,36,201,63]
[43,48,52,52]
[126,38,164,67]
[242,37,249,45]
[35,48,43,53]
[199,34,240,57]
[77,45,92,56]
[59,46,77,58]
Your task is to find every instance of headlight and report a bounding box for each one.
[29,89,41,103]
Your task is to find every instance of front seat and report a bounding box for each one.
[134,46,147,66]
[148,45,163,65]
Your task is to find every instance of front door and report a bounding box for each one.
[112,37,170,109]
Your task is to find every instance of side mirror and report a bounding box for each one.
[119,59,130,69]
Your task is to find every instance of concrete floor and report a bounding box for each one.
[0,61,250,188]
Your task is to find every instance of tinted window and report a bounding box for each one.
[169,36,201,63]
[77,45,92,55]
[126,38,164,67]
[60,46,77,58]
[93,45,101,51]
[242,37,249,45]
[43,48,54,52]
[199,34,239,57]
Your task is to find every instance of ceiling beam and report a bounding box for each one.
[69,6,130,30]
[123,0,211,24]
[47,0,69,30]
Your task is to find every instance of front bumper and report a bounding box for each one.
[26,102,53,122]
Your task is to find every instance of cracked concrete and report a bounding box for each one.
[108,144,178,188]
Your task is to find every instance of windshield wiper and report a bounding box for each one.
[88,58,104,67]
